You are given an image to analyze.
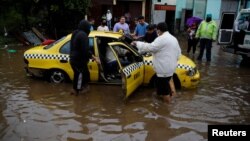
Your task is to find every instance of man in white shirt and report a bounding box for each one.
[97,20,109,31]
[132,22,181,103]
[106,10,112,30]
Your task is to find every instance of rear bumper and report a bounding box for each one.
[25,67,44,77]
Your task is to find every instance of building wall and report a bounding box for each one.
[154,0,176,5]
[175,0,227,32]
[193,0,207,19]
[175,0,187,19]
[152,0,177,24]
[206,0,221,20]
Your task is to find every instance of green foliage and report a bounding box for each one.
[0,9,22,31]
[63,0,91,15]
[0,0,91,38]
[50,5,60,12]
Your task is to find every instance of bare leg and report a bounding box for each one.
[163,95,171,103]
[169,78,176,97]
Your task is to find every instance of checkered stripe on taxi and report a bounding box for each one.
[122,62,144,77]
[24,54,70,61]
[177,64,193,71]
[143,60,193,71]
[24,54,98,62]
[144,60,152,66]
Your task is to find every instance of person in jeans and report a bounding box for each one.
[195,14,217,62]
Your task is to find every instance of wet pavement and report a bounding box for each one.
[0,37,250,141]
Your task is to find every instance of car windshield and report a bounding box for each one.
[120,34,138,52]
[44,36,66,50]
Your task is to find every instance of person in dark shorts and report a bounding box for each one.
[132,22,181,103]
[156,77,172,96]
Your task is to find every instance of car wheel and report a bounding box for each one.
[242,54,249,60]
[49,70,66,83]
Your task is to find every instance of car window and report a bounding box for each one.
[237,13,250,31]
[60,41,70,54]
[44,36,66,50]
[110,44,139,67]
[121,34,139,52]
[89,37,94,54]
[59,38,95,55]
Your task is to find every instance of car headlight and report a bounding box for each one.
[186,67,197,76]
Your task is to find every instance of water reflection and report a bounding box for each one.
[0,44,250,141]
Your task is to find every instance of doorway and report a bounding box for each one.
[165,10,175,35]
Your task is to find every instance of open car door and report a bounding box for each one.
[88,37,99,81]
[218,12,236,45]
[107,42,144,98]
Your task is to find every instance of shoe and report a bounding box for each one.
[107,74,115,81]
[111,74,116,79]
[107,76,113,81]
[115,73,121,78]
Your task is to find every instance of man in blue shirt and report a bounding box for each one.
[134,16,148,39]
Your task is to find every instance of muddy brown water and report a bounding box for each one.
[0,38,250,141]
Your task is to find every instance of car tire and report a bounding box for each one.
[242,54,249,60]
[48,70,67,83]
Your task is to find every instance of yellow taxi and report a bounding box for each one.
[24,31,200,98]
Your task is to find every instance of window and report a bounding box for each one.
[110,44,138,67]
[89,37,94,54]
[238,13,250,31]
[59,41,70,54]
[44,36,66,50]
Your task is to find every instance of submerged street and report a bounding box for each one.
[0,37,250,141]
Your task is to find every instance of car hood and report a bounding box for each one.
[178,55,196,68]
[143,54,197,68]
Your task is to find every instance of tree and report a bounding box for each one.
[0,0,92,38]
[64,0,91,16]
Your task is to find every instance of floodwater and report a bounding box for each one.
[0,38,250,141]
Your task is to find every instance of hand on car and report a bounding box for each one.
[92,55,101,64]
[131,41,137,46]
